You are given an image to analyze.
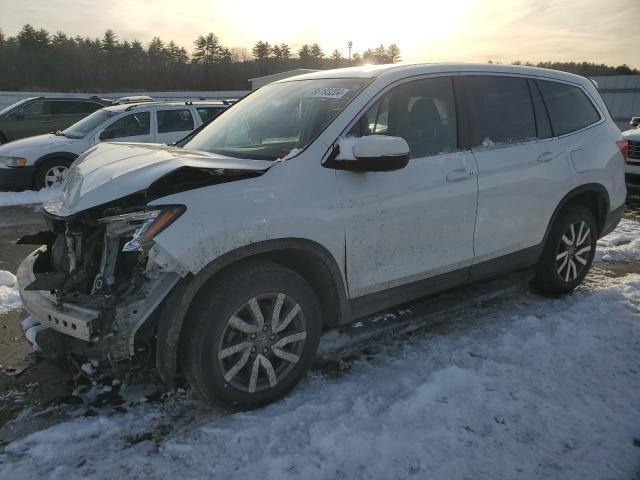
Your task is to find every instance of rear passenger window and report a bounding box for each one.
[537,80,600,136]
[197,107,225,124]
[458,76,536,147]
[349,77,457,158]
[157,109,195,133]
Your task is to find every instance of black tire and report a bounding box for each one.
[34,159,72,190]
[181,260,322,410]
[531,206,597,295]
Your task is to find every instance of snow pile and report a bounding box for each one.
[0,186,62,207]
[0,270,21,312]
[596,218,640,262]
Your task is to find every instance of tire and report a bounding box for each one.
[181,260,322,410]
[531,206,597,295]
[34,159,72,190]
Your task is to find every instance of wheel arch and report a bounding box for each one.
[33,151,79,168]
[152,238,351,383]
[542,183,610,246]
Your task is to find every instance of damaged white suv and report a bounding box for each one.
[17,64,626,409]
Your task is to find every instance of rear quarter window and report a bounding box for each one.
[537,80,601,136]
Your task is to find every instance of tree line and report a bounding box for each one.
[0,24,636,93]
[0,25,401,92]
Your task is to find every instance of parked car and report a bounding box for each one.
[0,100,229,190]
[16,64,626,409]
[622,126,640,187]
[0,96,112,145]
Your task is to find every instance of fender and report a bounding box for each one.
[34,151,79,167]
[541,182,610,246]
[153,237,351,383]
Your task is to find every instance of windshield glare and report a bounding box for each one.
[63,109,117,139]
[184,78,369,160]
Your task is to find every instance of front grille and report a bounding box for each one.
[629,140,640,161]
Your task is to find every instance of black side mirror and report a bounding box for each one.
[324,136,410,172]
[99,130,115,141]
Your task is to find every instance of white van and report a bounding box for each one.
[17,63,626,409]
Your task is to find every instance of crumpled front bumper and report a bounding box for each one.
[17,248,99,342]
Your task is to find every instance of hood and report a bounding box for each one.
[0,133,74,156]
[622,128,640,141]
[44,142,274,217]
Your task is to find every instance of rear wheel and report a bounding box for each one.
[182,261,322,410]
[531,206,597,294]
[34,159,71,190]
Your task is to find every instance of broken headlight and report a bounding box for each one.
[99,206,185,252]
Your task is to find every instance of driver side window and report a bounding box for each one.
[348,77,457,158]
[104,112,150,138]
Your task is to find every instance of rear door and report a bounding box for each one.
[455,74,569,268]
[336,76,478,299]
[155,108,196,144]
[51,100,103,131]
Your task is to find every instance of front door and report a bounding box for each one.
[336,76,478,299]
[99,111,154,144]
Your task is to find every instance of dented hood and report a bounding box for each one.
[44,142,274,217]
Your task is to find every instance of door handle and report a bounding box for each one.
[41,119,54,124]
[446,169,476,182]
[537,151,558,163]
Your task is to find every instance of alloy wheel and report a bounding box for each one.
[44,165,68,188]
[555,220,592,282]
[217,293,307,393]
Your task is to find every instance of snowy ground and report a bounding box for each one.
[0,219,639,479]
[0,187,61,208]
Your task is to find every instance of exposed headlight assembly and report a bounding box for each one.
[98,205,185,252]
[0,156,27,167]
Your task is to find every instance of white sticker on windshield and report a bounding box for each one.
[306,87,350,99]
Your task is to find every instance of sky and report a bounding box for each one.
[0,0,639,67]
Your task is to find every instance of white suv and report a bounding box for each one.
[16,64,626,409]
[0,101,229,190]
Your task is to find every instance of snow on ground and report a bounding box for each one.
[596,218,640,262]
[0,220,639,479]
[0,270,21,312]
[0,187,62,207]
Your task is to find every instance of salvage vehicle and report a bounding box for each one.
[16,64,626,409]
[0,101,229,190]
[0,96,112,145]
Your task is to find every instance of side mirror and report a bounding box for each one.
[99,130,115,141]
[326,136,410,172]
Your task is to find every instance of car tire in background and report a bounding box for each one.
[34,158,72,190]
[531,206,597,295]
[181,260,322,410]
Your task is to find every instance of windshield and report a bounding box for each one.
[0,98,34,116]
[62,109,117,139]
[184,78,369,160]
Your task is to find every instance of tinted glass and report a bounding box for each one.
[459,76,536,147]
[104,111,150,138]
[52,101,101,115]
[157,109,195,133]
[185,78,369,160]
[537,80,600,136]
[349,77,457,158]
[197,107,225,124]
[15,100,48,116]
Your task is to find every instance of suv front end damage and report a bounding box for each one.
[17,204,183,361]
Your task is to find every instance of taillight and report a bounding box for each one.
[617,139,629,163]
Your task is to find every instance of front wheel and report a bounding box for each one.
[531,206,597,294]
[34,159,71,190]
[181,261,322,410]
